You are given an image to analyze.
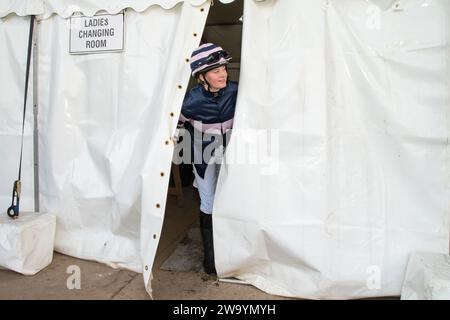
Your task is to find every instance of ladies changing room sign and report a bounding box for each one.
[70,13,124,54]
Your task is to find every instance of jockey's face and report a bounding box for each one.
[201,66,228,92]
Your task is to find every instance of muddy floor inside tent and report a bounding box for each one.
[0,1,287,300]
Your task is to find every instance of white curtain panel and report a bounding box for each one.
[213,0,450,299]
[0,14,35,214]
[37,2,210,295]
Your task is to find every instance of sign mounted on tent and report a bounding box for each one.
[69,13,124,54]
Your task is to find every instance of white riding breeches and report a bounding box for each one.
[192,150,224,214]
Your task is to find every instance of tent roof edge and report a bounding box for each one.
[0,0,246,19]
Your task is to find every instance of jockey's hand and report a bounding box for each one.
[171,129,180,145]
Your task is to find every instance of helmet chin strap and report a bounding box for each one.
[204,78,214,94]
[199,75,215,95]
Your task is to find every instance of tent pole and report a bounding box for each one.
[33,17,39,212]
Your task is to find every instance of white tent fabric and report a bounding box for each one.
[401,252,450,300]
[35,1,210,295]
[0,0,238,18]
[40,0,210,18]
[1,0,449,300]
[0,0,43,18]
[0,14,35,214]
[214,0,450,299]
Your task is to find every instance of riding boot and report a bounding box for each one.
[199,211,216,275]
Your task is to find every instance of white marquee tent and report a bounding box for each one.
[0,0,449,299]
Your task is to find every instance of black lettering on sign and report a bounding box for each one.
[86,39,107,49]
[78,28,115,38]
[84,18,110,28]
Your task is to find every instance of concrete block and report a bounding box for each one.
[0,212,56,275]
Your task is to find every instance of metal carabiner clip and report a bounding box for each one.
[7,180,21,219]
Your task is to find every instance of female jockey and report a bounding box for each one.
[177,43,238,275]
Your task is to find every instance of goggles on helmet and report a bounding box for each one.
[205,50,230,64]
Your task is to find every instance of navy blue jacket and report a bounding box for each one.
[178,81,238,178]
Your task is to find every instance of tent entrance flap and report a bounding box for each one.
[213,0,450,299]
[30,1,213,297]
